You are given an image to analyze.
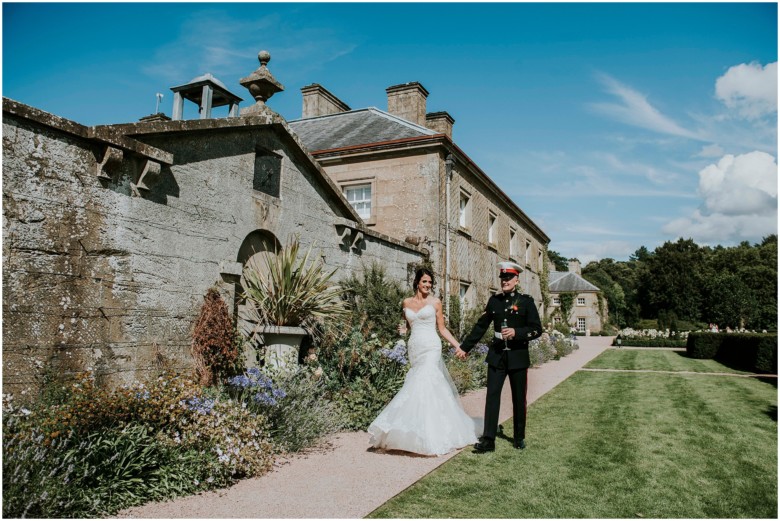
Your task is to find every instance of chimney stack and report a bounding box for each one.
[425,111,455,139]
[567,259,581,275]
[386,82,428,126]
[301,84,350,118]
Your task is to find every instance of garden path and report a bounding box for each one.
[116,336,613,519]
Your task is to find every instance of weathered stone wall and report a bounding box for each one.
[2,102,424,395]
[318,146,546,316]
[321,149,440,241]
[448,162,545,313]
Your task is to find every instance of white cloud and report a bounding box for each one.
[589,74,701,139]
[663,151,778,243]
[715,62,777,120]
[696,144,725,158]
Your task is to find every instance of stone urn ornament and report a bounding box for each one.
[239,50,284,116]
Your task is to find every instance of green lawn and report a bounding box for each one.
[585,348,754,374]
[369,351,777,519]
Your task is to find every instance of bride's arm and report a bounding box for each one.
[433,299,460,348]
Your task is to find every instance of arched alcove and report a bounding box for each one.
[237,229,282,265]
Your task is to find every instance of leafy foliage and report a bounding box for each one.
[583,235,777,331]
[2,373,274,518]
[241,238,349,329]
[341,261,409,342]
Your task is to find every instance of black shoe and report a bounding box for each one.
[513,438,526,450]
[473,438,495,453]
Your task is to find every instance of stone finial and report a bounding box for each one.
[240,50,284,115]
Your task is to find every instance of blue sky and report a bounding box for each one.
[3,2,777,263]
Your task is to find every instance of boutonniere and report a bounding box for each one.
[511,304,518,313]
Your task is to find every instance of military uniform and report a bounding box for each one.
[461,288,542,446]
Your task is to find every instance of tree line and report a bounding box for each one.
[553,235,777,331]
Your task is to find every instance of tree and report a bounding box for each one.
[547,249,569,271]
[637,238,707,321]
[705,273,758,329]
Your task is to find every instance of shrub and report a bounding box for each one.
[687,332,778,373]
[341,262,408,342]
[2,374,274,518]
[444,343,489,393]
[191,288,238,386]
[226,364,346,453]
[2,420,210,518]
[240,238,349,330]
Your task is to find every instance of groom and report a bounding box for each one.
[457,261,542,453]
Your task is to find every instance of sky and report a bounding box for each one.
[2,1,777,263]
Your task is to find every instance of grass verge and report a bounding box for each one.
[368,351,777,518]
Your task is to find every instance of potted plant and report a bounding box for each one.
[239,238,349,368]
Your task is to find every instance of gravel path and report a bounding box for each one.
[116,336,613,519]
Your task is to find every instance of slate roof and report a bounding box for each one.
[548,271,601,292]
[288,108,438,152]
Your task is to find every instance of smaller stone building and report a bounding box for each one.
[547,260,607,333]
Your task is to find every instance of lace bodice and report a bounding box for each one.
[404,304,440,366]
[405,304,436,332]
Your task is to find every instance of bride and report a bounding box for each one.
[368,268,480,455]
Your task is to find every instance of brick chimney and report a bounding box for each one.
[568,259,581,275]
[425,111,455,139]
[301,84,350,118]
[386,82,429,126]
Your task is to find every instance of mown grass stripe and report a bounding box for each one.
[368,351,777,519]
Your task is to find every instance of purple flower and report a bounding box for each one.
[185,396,215,415]
[380,340,408,365]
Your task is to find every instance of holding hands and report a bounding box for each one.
[454,346,467,360]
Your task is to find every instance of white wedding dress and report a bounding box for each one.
[368,304,480,455]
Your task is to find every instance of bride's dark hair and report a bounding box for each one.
[413,268,435,291]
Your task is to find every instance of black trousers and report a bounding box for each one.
[482,356,528,442]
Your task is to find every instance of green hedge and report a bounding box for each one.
[613,338,687,348]
[686,333,778,373]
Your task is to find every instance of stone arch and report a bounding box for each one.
[235,229,283,369]
[237,229,282,266]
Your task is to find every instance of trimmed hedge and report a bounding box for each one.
[686,333,778,373]
[613,338,687,348]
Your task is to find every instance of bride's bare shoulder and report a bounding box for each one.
[402,297,413,308]
[429,297,442,308]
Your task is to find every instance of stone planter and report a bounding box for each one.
[256,325,307,368]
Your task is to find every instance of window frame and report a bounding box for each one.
[458,189,472,232]
[341,179,376,224]
[488,211,497,247]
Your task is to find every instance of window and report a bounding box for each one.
[509,228,517,257]
[525,240,531,266]
[488,212,497,245]
[459,191,471,229]
[459,282,471,309]
[553,297,561,306]
[577,297,586,306]
[344,184,371,219]
[538,250,543,271]
[577,317,586,331]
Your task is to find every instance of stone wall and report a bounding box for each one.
[2,100,425,395]
[448,162,545,311]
